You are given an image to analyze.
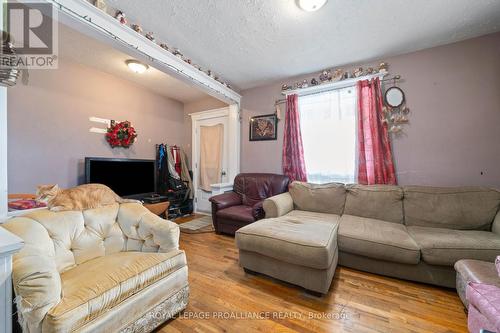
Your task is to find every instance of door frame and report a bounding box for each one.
[190,104,240,212]
[0,2,7,221]
[0,86,6,221]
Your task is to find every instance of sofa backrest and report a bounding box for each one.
[344,185,404,223]
[288,181,346,215]
[234,173,290,207]
[283,182,500,230]
[403,186,500,230]
[3,203,160,273]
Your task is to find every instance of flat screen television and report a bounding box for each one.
[85,157,156,198]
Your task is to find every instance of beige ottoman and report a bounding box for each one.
[235,210,339,295]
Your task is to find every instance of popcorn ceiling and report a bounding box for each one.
[106,0,500,90]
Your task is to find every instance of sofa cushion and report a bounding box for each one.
[217,205,256,223]
[44,250,186,332]
[235,210,339,270]
[23,204,124,273]
[408,226,500,266]
[403,186,500,230]
[338,215,420,264]
[344,185,404,223]
[288,182,346,215]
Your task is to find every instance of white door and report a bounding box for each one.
[194,114,229,213]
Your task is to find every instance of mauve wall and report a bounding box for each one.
[240,32,500,188]
[8,59,185,193]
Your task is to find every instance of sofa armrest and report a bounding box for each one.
[263,192,294,218]
[118,203,180,253]
[2,218,62,333]
[209,191,242,210]
[492,209,500,235]
[139,211,180,253]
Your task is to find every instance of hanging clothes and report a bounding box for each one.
[180,149,194,199]
[156,143,194,196]
[157,144,170,195]
[171,146,182,176]
[166,145,180,180]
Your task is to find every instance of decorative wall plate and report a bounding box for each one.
[385,86,405,108]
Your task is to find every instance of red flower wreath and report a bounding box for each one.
[106,121,137,148]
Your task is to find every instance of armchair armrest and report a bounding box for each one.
[263,192,294,218]
[209,191,242,210]
[252,201,265,220]
[209,192,242,234]
[2,218,62,333]
[118,203,180,253]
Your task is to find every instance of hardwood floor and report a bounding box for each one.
[158,215,467,333]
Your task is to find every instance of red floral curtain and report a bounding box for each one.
[282,94,307,182]
[357,78,397,185]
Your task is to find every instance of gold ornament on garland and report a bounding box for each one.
[281,62,391,92]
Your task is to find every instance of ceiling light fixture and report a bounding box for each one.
[297,0,328,12]
[126,59,149,73]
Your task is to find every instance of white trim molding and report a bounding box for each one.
[0,3,7,222]
[45,0,241,105]
[0,87,6,222]
[190,105,241,181]
[227,104,241,178]
[190,105,240,212]
[282,72,386,96]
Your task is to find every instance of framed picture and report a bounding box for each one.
[249,114,278,141]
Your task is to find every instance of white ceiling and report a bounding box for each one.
[58,25,217,103]
[106,0,500,90]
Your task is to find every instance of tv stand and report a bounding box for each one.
[141,194,169,217]
[143,201,169,217]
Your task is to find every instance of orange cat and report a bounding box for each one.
[36,183,140,212]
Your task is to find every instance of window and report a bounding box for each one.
[299,87,357,184]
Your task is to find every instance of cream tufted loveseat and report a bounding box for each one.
[1,203,189,333]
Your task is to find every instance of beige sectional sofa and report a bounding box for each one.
[2,203,188,333]
[235,182,500,294]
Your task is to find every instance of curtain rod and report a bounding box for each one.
[281,72,387,97]
[275,73,401,106]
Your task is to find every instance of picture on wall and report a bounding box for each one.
[249,114,278,141]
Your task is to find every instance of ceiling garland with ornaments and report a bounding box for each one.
[92,0,233,90]
[281,62,388,91]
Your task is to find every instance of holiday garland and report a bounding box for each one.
[106,121,137,148]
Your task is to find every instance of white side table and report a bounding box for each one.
[210,182,234,196]
[0,227,23,333]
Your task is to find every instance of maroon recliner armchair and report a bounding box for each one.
[209,173,290,235]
